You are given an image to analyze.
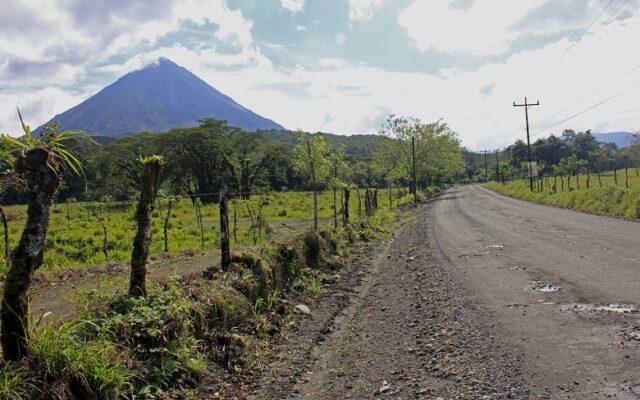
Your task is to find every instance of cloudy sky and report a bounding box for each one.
[1,0,639,149]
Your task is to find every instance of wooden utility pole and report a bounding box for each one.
[513,97,540,192]
[412,136,417,206]
[219,185,231,271]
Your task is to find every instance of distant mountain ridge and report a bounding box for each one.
[38,58,284,137]
[592,132,636,148]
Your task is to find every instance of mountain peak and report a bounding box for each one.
[40,59,284,137]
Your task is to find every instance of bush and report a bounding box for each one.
[89,283,205,395]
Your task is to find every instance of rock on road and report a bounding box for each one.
[430,185,640,399]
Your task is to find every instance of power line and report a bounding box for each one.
[565,0,615,54]
[536,61,640,126]
[603,0,629,25]
[538,0,615,82]
[531,79,640,137]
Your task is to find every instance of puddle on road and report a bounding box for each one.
[563,303,640,314]
[529,280,562,292]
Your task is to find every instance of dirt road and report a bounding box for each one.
[430,185,640,398]
[253,186,640,399]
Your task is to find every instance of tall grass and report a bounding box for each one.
[0,189,409,276]
[485,168,640,219]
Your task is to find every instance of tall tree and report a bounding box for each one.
[293,131,330,230]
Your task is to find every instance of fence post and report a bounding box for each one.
[219,185,231,272]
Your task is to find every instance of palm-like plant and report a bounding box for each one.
[1,109,92,360]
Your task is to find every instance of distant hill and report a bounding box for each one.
[592,132,636,148]
[38,58,284,137]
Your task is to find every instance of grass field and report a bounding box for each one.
[485,168,640,219]
[0,188,414,275]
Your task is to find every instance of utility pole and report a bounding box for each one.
[513,97,540,192]
[483,149,488,182]
[412,136,417,206]
[495,149,500,183]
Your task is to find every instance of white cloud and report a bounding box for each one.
[335,32,347,45]
[398,0,619,55]
[0,87,86,135]
[2,0,640,150]
[279,0,305,14]
[348,0,386,21]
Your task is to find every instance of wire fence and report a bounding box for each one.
[0,187,412,272]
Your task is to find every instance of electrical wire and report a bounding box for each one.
[531,78,640,137]
[535,61,640,126]
[603,0,630,25]
[538,0,616,82]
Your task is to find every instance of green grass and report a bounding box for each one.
[0,189,411,276]
[485,168,640,219]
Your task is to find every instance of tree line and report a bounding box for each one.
[466,130,640,189]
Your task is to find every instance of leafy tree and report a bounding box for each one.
[225,131,278,199]
[293,131,330,230]
[1,110,88,360]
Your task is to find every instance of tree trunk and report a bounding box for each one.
[0,205,9,265]
[312,187,318,230]
[553,175,557,193]
[560,176,564,191]
[343,188,350,226]
[598,173,602,187]
[388,186,392,209]
[586,172,590,190]
[356,188,362,219]
[576,174,580,190]
[129,159,162,297]
[91,209,109,261]
[373,189,378,212]
[66,202,70,220]
[2,148,59,360]
[614,168,618,186]
[625,160,629,189]
[219,186,231,271]
[364,189,372,217]
[163,199,172,253]
[568,175,571,190]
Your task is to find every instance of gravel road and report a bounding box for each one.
[253,186,640,399]
[430,185,640,399]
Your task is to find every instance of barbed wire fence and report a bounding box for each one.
[1,186,412,270]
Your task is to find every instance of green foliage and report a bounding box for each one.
[486,169,640,219]
[91,283,205,394]
[29,319,135,399]
[377,115,465,187]
[292,130,331,187]
[0,362,36,399]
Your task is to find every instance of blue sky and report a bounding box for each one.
[1,0,639,148]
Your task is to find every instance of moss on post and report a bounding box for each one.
[129,156,163,297]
